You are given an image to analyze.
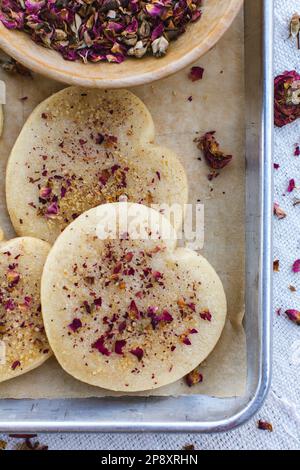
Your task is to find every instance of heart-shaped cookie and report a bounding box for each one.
[6,87,188,244]
[0,231,51,383]
[41,203,226,392]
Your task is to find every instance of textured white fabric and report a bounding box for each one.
[1,0,300,450]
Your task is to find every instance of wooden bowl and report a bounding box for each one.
[0,0,243,88]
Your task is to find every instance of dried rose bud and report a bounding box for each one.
[289,13,300,48]
[285,309,300,325]
[274,71,300,127]
[197,131,233,170]
[185,369,203,387]
[189,66,204,82]
[292,259,300,273]
[177,298,186,308]
[257,420,273,432]
[273,260,280,272]
[273,203,286,219]
[94,297,102,307]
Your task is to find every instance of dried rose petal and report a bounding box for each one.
[274,71,300,127]
[185,369,203,387]
[273,203,286,219]
[189,328,198,334]
[257,420,273,432]
[94,297,102,307]
[118,321,127,333]
[147,306,159,315]
[292,259,300,273]
[129,300,140,319]
[152,271,163,280]
[95,133,105,145]
[45,202,59,219]
[200,310,212,321]
[180,334,192,346]
[285,309,300,325]
[290,13,300,47]
[148,307,173,329]
[83,301,91,314]
[274,163,280,169]
[115,339,126,355]
[68,318,82,332]
[295,145,300,156]
[5,299,15,311]
[0,0,203,64]
[189,66,204,82]
[160,310,173,322]
[11,360,21,370]
[39,187,52,199]
[92,336,111,356]
[182,443,195,451]
[197,131,233,170]
[130,347,144,361]
[7,270,20,286]
[287,178,296,192]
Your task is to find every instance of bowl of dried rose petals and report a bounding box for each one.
[0,0,243,88]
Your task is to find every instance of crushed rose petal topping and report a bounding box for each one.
[257,420,273,432]
[292,259,300,273]
[185,369,203,387]
[61,241,216,380]
[273,203,286,219]
[287,178,296,193]
[285,309,300,325]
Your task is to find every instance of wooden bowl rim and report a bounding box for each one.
[0,0,243,88]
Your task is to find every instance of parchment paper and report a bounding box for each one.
[0,12,246,399]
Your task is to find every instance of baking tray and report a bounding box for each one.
[0,0,273,433]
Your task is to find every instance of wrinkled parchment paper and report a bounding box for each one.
[0,13,246,398]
